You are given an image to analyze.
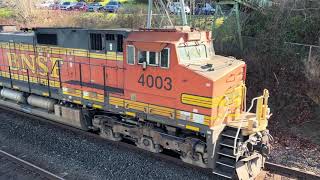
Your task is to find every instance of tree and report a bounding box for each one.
[2,0,41,25]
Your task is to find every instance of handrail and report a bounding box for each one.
[233,97,259,156]
[233,89,270,156]
[211,95,230,159]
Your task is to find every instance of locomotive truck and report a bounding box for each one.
[0,26,271,179]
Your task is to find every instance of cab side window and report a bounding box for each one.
[138,51,158,66]
[138,51,147,64]
[137,49,170,68]
[160,48,170,68]
[127,45,135,65]
[148,52,158,66]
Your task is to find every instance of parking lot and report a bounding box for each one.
[36,0,216,15]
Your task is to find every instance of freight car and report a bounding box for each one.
[0,26,271,179]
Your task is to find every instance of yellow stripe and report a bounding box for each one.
[149,104,175,118]
[83,92,104,103]
[83,96,104,103]
[74,50,88,57]
[0,71,61,88]
[125,111,136,117]
[181,94,212,108]
[113,97,214,126]
[181,84,245,109]
[63,91,82,97]
[109,96,124,107]
[0,42,123,61]
[186,125,200,132]
[73,100,82,105]
[125,100,147,112]
[93,104,103,109]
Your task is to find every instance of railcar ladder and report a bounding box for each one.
[212,126,243,179]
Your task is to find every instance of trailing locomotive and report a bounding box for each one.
[0,26,271,179]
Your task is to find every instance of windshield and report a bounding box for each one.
[178,44,208,63]
[63,2,70,5]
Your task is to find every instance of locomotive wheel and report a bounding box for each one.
[100,125,122,141]
[180,151,207,168]
[136,137,162,153]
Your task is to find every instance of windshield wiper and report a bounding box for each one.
[201,63,214,71]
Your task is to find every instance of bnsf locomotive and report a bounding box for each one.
[0,26,271,179]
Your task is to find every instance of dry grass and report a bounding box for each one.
[304,51,320,104]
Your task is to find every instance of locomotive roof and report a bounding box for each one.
[0,31,34,44]
[126,31,184,43]
[0,31,34,36]
[126,27,211,44]
[0,27,133,50]
[34,27,132,32]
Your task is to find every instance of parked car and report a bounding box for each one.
[195,3,215,15]
[73,2,88,11]
[49,2,61,10]
[104,1,122,13]
[36,0,55,9]
[167,2,190,14]
[87,2,103,12]
[60,2,76,10]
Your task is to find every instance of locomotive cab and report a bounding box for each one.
[123,27,260,131]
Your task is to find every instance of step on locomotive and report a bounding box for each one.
[0,25,271,179]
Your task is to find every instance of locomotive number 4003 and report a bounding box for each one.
[138,74,172,91]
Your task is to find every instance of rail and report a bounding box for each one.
[0,149,65,180]
[0,103,319,180]
[265,162,320,180]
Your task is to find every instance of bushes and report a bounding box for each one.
[213,3,320,143]
[73,4,146,29]
[0,8,14,18]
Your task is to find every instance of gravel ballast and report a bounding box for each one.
[1,108,319,179]
[0,109,214,180]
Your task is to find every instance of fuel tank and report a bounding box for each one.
[27,95,57,112]
[0,88,26,103]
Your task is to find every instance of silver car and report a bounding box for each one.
[60,2,76,10]
[87,2,103,12]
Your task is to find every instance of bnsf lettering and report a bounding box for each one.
[6,52,60,78]
[138,74,172,91]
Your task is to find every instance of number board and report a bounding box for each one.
[138,74,172,91]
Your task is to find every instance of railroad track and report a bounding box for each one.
[0,105,319,180]
[0,149,64,180]
[265,162,320,180]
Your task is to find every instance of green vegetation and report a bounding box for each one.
[74,0,130,5]
[213,5,320,144]
[73,3,146,28]
[0,8,14,18]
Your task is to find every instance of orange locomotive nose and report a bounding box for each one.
[178,52,247,127]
